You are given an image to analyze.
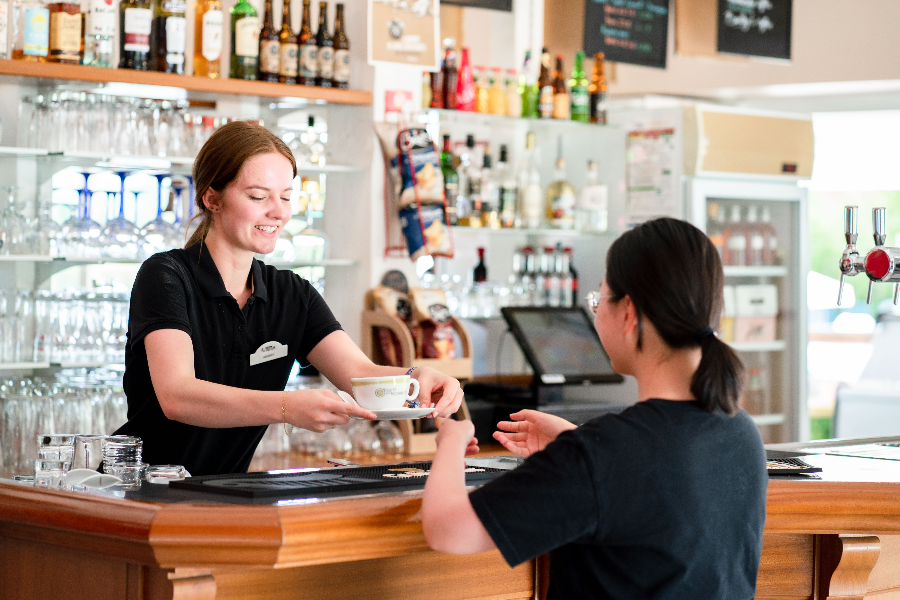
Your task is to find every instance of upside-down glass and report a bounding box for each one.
[0,186,29,255]
[101,171,145,259]
[142,173,172,255]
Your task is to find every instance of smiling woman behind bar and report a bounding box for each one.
[113,121,464,476]
[422,217,768,600]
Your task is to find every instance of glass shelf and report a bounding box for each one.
[729,340,787,352]
[0,361,125,370]
[722,266,788,277]
[428,108,614,133]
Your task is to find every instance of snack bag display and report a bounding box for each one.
[372,285,413,367]
[408,288,456,360]
[399,204,452,261]
[375,123,445,207]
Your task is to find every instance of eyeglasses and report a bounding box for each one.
[586,291,616,314]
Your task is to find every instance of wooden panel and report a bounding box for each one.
[755,534,814,599]
[0,535,130,600]
[212,550,533,600]
[675,0,717,57]
[866,535,900,596]
[440,4,465,49]
[766,482,900,534]
[0,59,372,105]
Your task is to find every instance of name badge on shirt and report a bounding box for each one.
[250,341,288,366]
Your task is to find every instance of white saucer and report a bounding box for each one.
[352,407,435,420]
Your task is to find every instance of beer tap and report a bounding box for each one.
[838,206,864,306]
[856,206,900,305]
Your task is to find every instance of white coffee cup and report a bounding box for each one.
[349,375,420,411]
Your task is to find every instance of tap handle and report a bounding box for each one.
[873,207,887,246]
[867,279,875,304]
[838,273,846,307]
[894,283,900,306]
[845,205,858,246]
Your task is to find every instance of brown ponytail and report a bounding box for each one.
[605,218,745,415]
[186,121,297,248]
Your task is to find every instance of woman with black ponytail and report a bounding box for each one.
[422,217,768,600]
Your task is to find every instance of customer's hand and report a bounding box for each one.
[493,410,576,457]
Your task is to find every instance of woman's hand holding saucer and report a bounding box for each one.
[493,410,577,457]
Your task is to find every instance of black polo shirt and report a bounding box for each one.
[114,243,342,476]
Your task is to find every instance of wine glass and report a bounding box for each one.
[0,186,29,255]
[100,171,144,259]
[373,421,405,457]
[142,173,171,255]
[33,195,61,257]
[164,180,186,249]
[62,173,103,258]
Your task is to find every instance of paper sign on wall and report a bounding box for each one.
[367,0,439,69]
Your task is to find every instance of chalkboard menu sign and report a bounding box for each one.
[440,0,512,11]
[717,0,791,60]
[582,0,669,69]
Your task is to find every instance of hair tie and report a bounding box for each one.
[696,327,716,342]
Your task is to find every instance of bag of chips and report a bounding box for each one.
[372,285,413,366]
[375,122,445,208]
[408,288,456,360]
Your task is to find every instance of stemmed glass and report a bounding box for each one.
[33,195,61,257]
[142,173,171,255]
[101,171,144,259]
[164,180,186,249]
[62,173,102,258]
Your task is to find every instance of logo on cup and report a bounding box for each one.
[376,389,385,397]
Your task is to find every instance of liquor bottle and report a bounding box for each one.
[296,0,316,85]
[480,154,500,228]
[558,244,574,308]
[277,0,297,83]
[0,0,7,59]
[564,246,578,307]
[473,66,488,113]
[193,0,222,77]
[510,247,525,287]
[551,55,569,120]
[456,48,475,111]
[314,1,333,87]
[517,132,542,229]
[428,66,442,108]
[745,205,765,267]
[455,134,476,225]
[441,44,458,109]
[229,0,258,79]
[12,0,49,60]
[760,206,778,266]
[722,205,745,267]
[331,3,349,88]
[151,0,186,73]
[119,0,152,69]
[505,68,520,118]
[83,0,115,66]
[473,247,487,283]
[569,51,589,122]
[465,142,483,228]
[533,248,548,306]
[521,246,536,303]
[440,134,459,225]
[47,0,81,63]
[497,144,517,228]
[422,71,432,109]
[518,50,537,118]
[538,47,553,119]
[488,67,507,115]
[545,157,576,229]
[257,0,279,82]
[575,159,608,232]
[589,52,608,124]
[546,245,562,307]
[706,202,724,258]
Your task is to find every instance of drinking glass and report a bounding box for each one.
[37,433,76,461]
[374,421,405,457]
[1,186,29,254]
[101,171,144,259]
[33,196,61,256]
[62,173,103,258]
[34,459,71,488]
[102,435,142,467]
[142,173,171,255]
[73,434,107,471]
[163,182,186,249]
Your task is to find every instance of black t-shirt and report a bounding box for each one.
[468,399,767,600]
[114,243,342,476]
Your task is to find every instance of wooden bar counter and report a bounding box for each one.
[3,441,900,600]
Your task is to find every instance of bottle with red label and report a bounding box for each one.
[440,44,457,109]
[120,0,152,69]
[455,47,475,112]
[473,247,488,283]
[83,0,116,66]
[47,0,82,64]
[564,246,578,307]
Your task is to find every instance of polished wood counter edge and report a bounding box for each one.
[0,59,373,105]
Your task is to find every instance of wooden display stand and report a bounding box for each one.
[360,289,473,455]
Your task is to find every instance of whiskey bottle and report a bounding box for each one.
[278,0,297,83]
[151,0,186,73]
[331,2,349,88]
[193,0,222,77]
[314,1,332,87]
[296,0,316,85]
[47,0,81,63]
[229,0,258,80]
[551,55,569,120]
[119,0,152,69]
[257,0,279,82]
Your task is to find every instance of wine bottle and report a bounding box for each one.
[331,2,349,88]
[517,132,542,229]
[440,135,459,226]
[278,0,297,83]
[82,0,116,67]
[441,45,457,109]
[296,0,316,85]
[229,0,258,80]
[193,0,222,78]
[119,0,152,68]
[257,0,279,82]
[473,247,487,283]
[497,145,517,228]
[151,0,186,73]
[314,1,332,87]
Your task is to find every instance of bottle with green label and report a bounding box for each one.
[569,51,589,123]
[151,0,186,73]
[229,0,258,80]
[12,0,50,61]
[119,0,152,69]
[82,0,116,66]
